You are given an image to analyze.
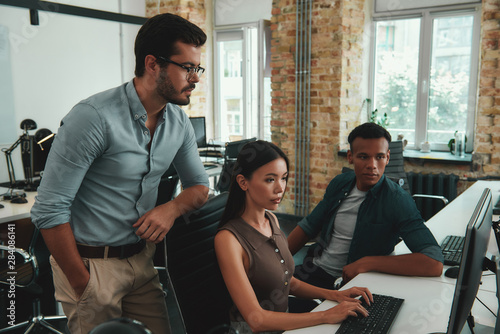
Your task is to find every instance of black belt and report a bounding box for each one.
[77,240,146,259]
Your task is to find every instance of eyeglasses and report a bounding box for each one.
[156,56,205,80]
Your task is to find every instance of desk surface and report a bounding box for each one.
[286,272,455,334]
[286,180,500,333]
[0,187,35,224]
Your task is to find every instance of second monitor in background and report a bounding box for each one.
[189,117,223,160]
[189,116,207,149]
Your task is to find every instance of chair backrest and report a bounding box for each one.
[384,140,410,193]
[166,192,232,334]
[224,137,257,160]
[156,164,179,206]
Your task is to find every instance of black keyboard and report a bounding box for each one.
[440,235,465,266]
[336,293,404,334]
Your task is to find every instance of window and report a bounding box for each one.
[214,21,271,142]
[370,4,480,152]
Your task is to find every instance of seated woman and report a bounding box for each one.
[214,140,373,334]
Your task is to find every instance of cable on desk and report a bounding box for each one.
[475,296,497,317]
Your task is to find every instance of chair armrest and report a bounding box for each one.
[0,245,32,261]
[0,244,38,287]
[412,194,449,205]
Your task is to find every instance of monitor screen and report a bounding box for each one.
[189,116,207,149]
[447,188,492,334]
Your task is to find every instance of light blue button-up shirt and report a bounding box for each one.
[31,80,209,246]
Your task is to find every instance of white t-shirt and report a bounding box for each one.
[313,186,367,277]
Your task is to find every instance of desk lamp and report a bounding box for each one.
[1,119,36,199]
[35,128,55,150]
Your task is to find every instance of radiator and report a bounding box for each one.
[406,172,459,221]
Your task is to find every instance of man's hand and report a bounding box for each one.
[133,201,179,243]
[71,271,90,298]
[342,257,372,283]
[133,185,209,243]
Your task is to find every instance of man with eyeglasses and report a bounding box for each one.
[31,13,209,334]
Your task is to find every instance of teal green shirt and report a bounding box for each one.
[31,80,209,246]
[298,172,444,264]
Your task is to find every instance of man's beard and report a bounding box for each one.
[156,70,195,106]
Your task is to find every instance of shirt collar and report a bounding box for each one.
[126,79,167,121]
[344,174,386,199]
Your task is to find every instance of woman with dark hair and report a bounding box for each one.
[214,140,372,334]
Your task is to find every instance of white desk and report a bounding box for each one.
[0,187,36,224]
[285,180,500,333]
[286,272,455,334]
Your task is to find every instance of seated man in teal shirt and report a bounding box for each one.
[288,123,443,292]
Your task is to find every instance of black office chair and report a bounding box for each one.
[89,317,152,334]
[385,141,458,220]
[215,137,257,193]
[155,164,179,206]
[165,192,233,334]
[0,220,66,333]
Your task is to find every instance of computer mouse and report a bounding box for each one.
[11,197,28,204]
[445,266,460,279]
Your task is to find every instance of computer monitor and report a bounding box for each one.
[189,116,207,148]
[446,187,492,334]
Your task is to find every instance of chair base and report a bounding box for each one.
[0,314,67,333]
[0,297,67,334]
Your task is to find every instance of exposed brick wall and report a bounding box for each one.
[271,0,366,213]
[476,0,500,175]
[145,0,210,119]
[144,0,500,214]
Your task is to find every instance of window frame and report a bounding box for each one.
[369,3,481,152]
[214,21,270,142]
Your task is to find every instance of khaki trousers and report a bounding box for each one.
[49,242,170,334]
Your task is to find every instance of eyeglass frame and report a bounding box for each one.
[156,56,205,80]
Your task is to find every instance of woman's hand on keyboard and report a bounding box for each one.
[330,286,373,306]
[323,301,369,323]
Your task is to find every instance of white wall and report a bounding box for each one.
[0,0,145,183]
[214,0,272,26]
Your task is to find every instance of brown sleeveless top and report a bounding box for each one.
[219,211,295,322]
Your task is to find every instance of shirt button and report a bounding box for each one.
[134,114,139,119]
[284,282,288,286]
[144,130,148,135]
[275,248,279,253]
[285,270,289,275]
[280,259,284,263]
[142,115,147,119]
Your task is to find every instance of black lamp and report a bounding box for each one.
[35,128,55,150]
[1,119,37,195]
